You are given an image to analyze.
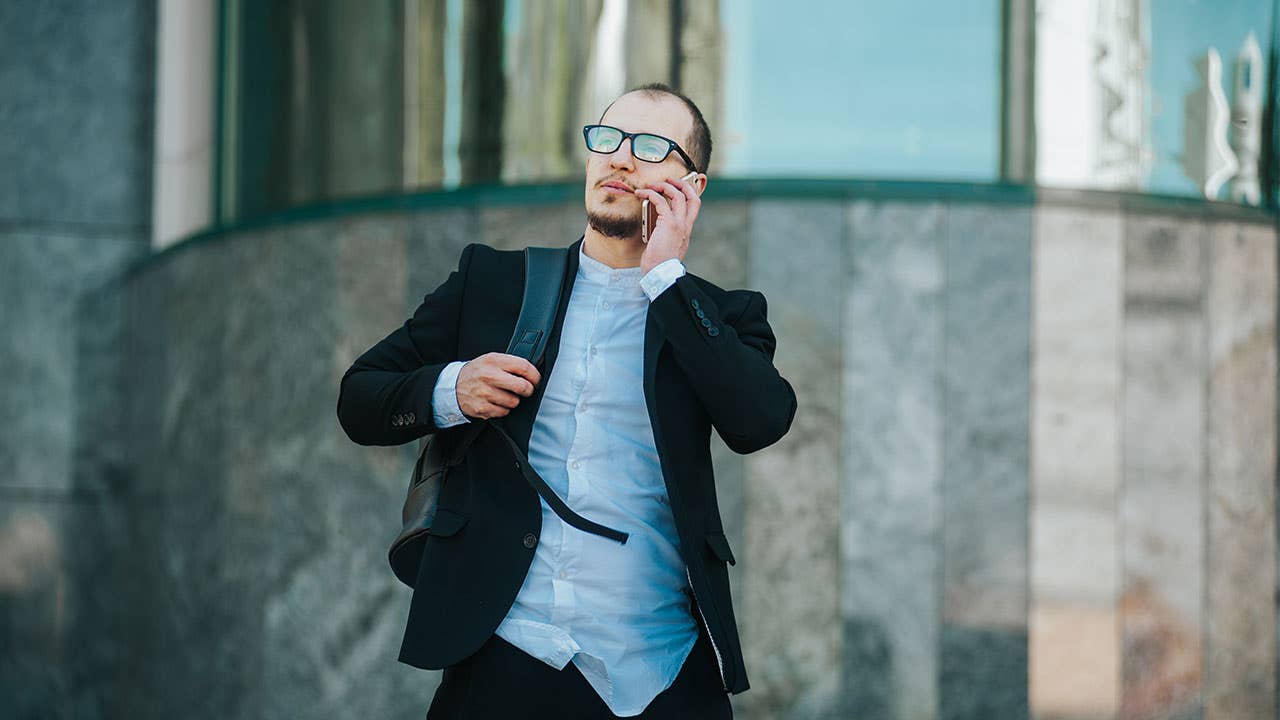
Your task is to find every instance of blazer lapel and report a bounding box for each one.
[642,308,664,418]
[642,286,677,499]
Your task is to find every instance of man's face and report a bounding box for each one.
[584,92,696,239]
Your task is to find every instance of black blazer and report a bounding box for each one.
[336,236,797,694]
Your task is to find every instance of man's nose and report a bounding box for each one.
[609,137,635,170]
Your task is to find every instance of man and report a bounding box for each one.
[336,83,797,718]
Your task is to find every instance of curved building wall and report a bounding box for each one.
[4,1,1279,718]
[100,186,1276,719]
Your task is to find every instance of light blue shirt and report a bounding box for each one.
[430,245,698,716]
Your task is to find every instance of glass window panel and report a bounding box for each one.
[216,0,1279,224]
[1148,0,1273,200]
[1036,0,1274,204]
[719,0,1001,179]
[224,0,405,221]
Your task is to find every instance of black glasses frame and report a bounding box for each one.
[582,124,698,172]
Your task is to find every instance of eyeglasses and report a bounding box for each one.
[582,124,698,171]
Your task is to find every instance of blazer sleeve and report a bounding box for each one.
[648,274,798,454]
[336,243,477,446]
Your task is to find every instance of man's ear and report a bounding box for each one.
[695,174,708,196]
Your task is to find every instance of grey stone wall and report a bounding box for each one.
[6,182,1277,718]
[91,195,1278,720]
[0,0,155,717]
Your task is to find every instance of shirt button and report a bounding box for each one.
[523,533,537,549]
[602,301,612,309]
[571,460,581,469]
[589,346,598,356]
[558,570,568,580]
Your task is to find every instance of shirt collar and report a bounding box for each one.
[577,241,646,296]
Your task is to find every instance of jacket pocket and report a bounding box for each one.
[426,508,469,537]
[705,530,737,566]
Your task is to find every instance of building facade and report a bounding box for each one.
[3,2,1279,719]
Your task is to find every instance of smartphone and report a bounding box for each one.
[642,170,700,243]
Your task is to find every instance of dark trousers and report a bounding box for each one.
[425,620,733,719]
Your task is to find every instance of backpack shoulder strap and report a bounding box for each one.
[443,244,568,463]
[442,243,629,545]
[504,246,570,367]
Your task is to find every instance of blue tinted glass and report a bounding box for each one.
[720,0,1000,180]
[1146,0,1272,197]
[1037,0,1273,202]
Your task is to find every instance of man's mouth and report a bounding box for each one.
[600,180,634,194]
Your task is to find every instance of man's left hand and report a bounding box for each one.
[635,176,701,274]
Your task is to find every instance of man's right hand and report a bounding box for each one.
[456,352,542,420]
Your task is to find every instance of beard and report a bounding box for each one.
[586,206,640,239]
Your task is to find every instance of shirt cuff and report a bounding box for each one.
[639,258,686,301]
[431,360,471,427]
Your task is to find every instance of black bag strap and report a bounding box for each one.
[452,245,628,545]
[505,246,565,367]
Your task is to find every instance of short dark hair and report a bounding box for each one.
[599,82,712,173]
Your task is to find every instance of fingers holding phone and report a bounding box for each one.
[641,170,700,244]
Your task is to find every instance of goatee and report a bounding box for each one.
[587,209,640,239]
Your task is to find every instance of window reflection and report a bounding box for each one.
[1036,0,1274,203]
[216,0,1279,224]
[719,0,1001,180]
[223,0,405,221]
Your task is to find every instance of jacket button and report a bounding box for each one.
[408,412,416,422]
[700,317,712,328]
[691,298,701,309]
[695,309,706,319]
[708,327,720,337]
[523,533,538,549]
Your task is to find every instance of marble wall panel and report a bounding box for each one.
[1204,222,1277,720]
[478,200,584,252]
[684,199,749,615]
[940,203,1032,720]
[685,199,750,291]
[408,206,482,314]
[0,493,156,716]
[842,200,946,720]
[0,476,196,716]
[15,196,1276,720]
[0,231,145,493]
[118,219,438,719]
[120,236,263,719]
[0,500,72,715]
[331,216,445,718]
[1030,206,1123,720]
[0,0,156,226]
[123,236,236,500]
[741,199,844,719]
[1120,215,1206,720]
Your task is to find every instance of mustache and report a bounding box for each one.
[596,177,636,191]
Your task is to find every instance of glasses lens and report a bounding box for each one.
[632,134,670,162]
[585,125,622,152]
